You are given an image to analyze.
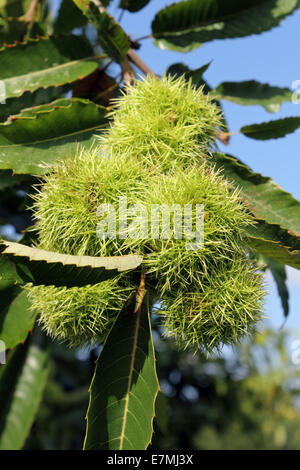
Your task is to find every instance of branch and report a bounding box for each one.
[121,57,135,85]
[24,0,39,25]
[91,0,106,13]
[134,272,146,314]
[91,0,157,83]
[127,50,157,77]
[216,130,240,146]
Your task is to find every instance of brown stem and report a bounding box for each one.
[24,0,39,25]
[127,50,157,77]
[91,0,156,82]
[134,272,146,314]
[91,0,106,14]
[96,78,123,101]
[121,57,135,85]
[216,130,240,146]
[216,132,230,146]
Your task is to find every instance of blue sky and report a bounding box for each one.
[106,0,300,335]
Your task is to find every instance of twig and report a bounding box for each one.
[216,130,240,146]
[134,34,152,42]
[91,0,106,14]
[127,49,157,77]
[91,0,157,83]
[24,0,39,25]
[216,132,230,146]
[118,7,125,23]
[121,57,135,85]
[134,272,146,314]
[95,78,123,101]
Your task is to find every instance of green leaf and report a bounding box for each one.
[0,18,46,47]
[0,17,25,46]
[73,0,130,63]
[92,5,131,63]
[213,153,300,235]
[0,98,108,175]
[154,391,168,434]
[167,61,211,89]
[14,97,76,117]
[264,256,289,318]
[152,0,300,52]
[241,117,300,140]
[0,86,69,123]
[0,282,18,308]
[17,226,39,247]
[84,291,159,450]
[119,0,151,12]
[0,35,100,99]
[0,241,143,287]
[0,0,27,17]
[246,219,300,271]
[212,153,300,269]
[247,235,300,270]
[0,290,37,349]
[54,0,88,33]
[167,62,190,76]
[211,80,293,113]
[0,332,50,450]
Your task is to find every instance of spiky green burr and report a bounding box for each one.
[26,75,265,352]
[99,74,222,171]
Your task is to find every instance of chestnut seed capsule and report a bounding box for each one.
[26,75,265,352]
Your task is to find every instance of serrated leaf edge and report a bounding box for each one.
[0,241,143,272]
